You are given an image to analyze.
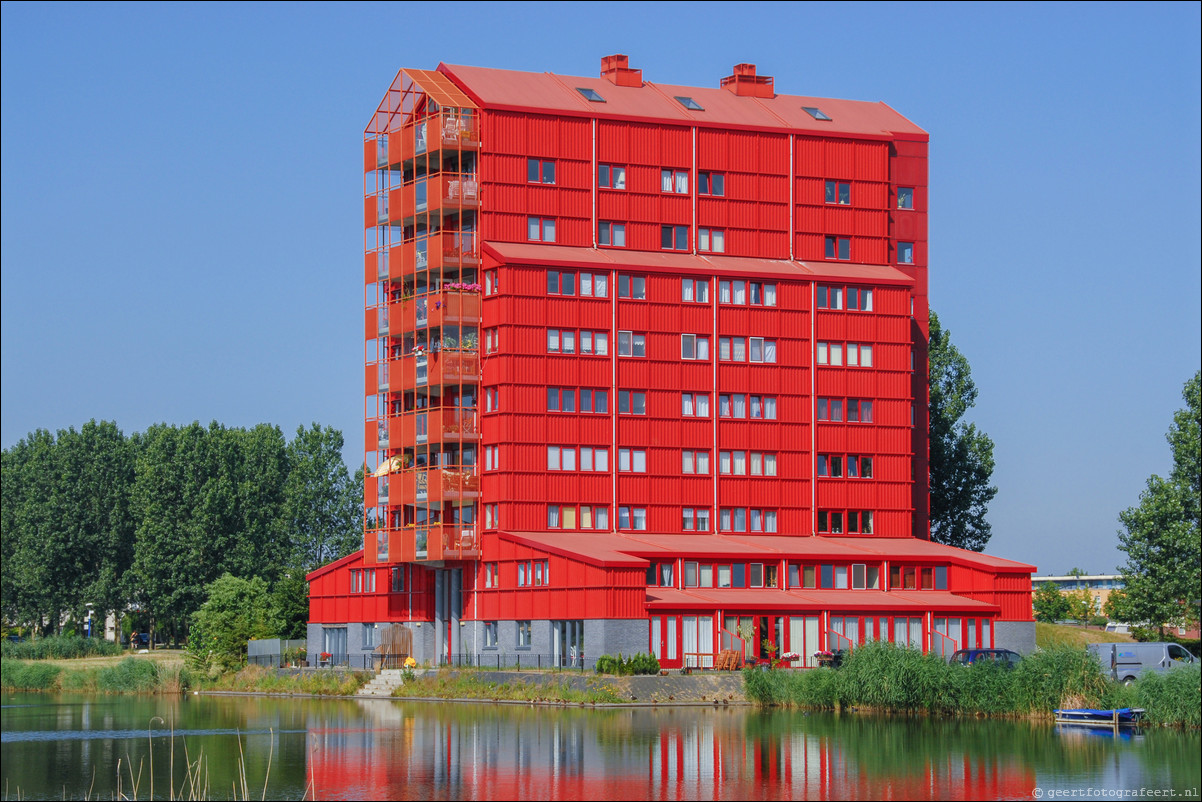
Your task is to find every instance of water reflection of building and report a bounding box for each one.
[304,707,1037,800]
[307,55,1035,672]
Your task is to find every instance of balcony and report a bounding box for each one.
[368,523,480,564]
[387,173,479,227]
[386,111,480,167]
[385,231,479,282]
[385,289,480,334]
[385,408,480,447]
[381,351,479,394]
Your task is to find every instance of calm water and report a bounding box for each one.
[1,692,1199,800]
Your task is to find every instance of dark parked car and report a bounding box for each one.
[949,648,1021,667]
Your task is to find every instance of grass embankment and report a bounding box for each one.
[743,641,1201,728]
[390,670,626,704]
[1,656,191,694]
[1036,622,1135,648]
[204,664,369,696]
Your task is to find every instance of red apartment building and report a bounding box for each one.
[307,56,1035,669]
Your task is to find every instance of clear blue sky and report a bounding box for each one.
[3,2,1199,576]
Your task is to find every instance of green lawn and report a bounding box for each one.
[1035,622,1135,649]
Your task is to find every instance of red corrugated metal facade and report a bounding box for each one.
[314,57,1032,668]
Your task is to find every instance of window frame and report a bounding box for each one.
[527,158,556,185]
[528,216,557,243]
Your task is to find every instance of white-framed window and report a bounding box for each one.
[681,334,710,360]
[748,337,777,363]
[528,158,556,184]
[599,221,626,247]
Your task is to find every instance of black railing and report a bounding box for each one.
[441,653,591,671]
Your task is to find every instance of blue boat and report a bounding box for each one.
[1053,707,1145,727]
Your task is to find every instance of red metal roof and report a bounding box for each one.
[439,63,926,140]
[305,549,363,581]
[646,587,997,612]
[501,530,651,568]
[818,537,1036,572]
[483,242,914,286]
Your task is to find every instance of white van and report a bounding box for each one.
[1087,642,1198,684]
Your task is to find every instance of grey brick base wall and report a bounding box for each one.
[994,620,1037,654]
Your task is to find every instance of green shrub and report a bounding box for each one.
[97,658,161,692]
[0,660,63,690]
[594,652,660,675]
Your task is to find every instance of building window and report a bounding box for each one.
[580,271,609,297]
[682,508,710,531]
[817,455,843,478]
[718,337,747,362]
[749,282,776,306]
[698,228,725,253]
[749,395,777,419]
[749,452,777,477]
[618,274,646,299]
[661,169,689,194]
[547,270,576,295]
[485,387,499,412]
[618,448,647,473]
[599,164,626,189]
[802,106,832,121]
[618,506,647,530]
[681,334,710,360]
[682,278,709,302]
[391,567,405,593]
[682,450,710,474]
[846,343,874,367]
[681,393,710,417]
[579,446,609,472]
[718,279,747,305]
[825,180,851,205]
[661,225,688,251]
[484,504,499,529]
[484,445,499,471]
[847,455,873,478]
[748,338,776,363]
[898,242,914,264]
[484,622,498,648]
[527,158,556,184]
[719,451,747,476]
[484,269,499,296]
[817,285,843,309]
[817,342,842,365]
[362,623,377,648]
[824,236,850,260]
[599,221,626,247]
[698,171,725,196]
[580,331,608,356]
[528,217,556,242]
[577,87,605,102]
[547,446,579,471]
[618,390,646,415]
[484,328,499,354]
[897,187,914,209]
[618,331,646,357]
[517,621,532,648]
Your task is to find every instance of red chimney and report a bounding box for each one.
[601,54,642,87]
[720,63,774,98]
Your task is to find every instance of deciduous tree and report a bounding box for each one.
[928,312,998,552]
[1117,371,1201,635]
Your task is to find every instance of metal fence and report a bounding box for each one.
[441,653,592,671]
[247,638,306,668]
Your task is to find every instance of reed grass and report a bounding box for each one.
[1,657,193,694]
[390,671,626,703]
[1,634,123,660]
[744,641,1201,727]
[207,663,370,696]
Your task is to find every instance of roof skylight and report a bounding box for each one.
[675,96,704,111]
[802,106,832,121]
[576,87,605,102]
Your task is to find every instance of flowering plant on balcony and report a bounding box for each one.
[443,282,481,293]
[781,651,800,661]
[320,652,332,661]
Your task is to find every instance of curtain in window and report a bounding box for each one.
[675,172,688,194]
[764,284,777,306]
[732,451,746,474]
[733,281,746,304]
[696,395,709,416]
[547,506,560,528]
[732,395,746,418]
[763,340,776,363]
